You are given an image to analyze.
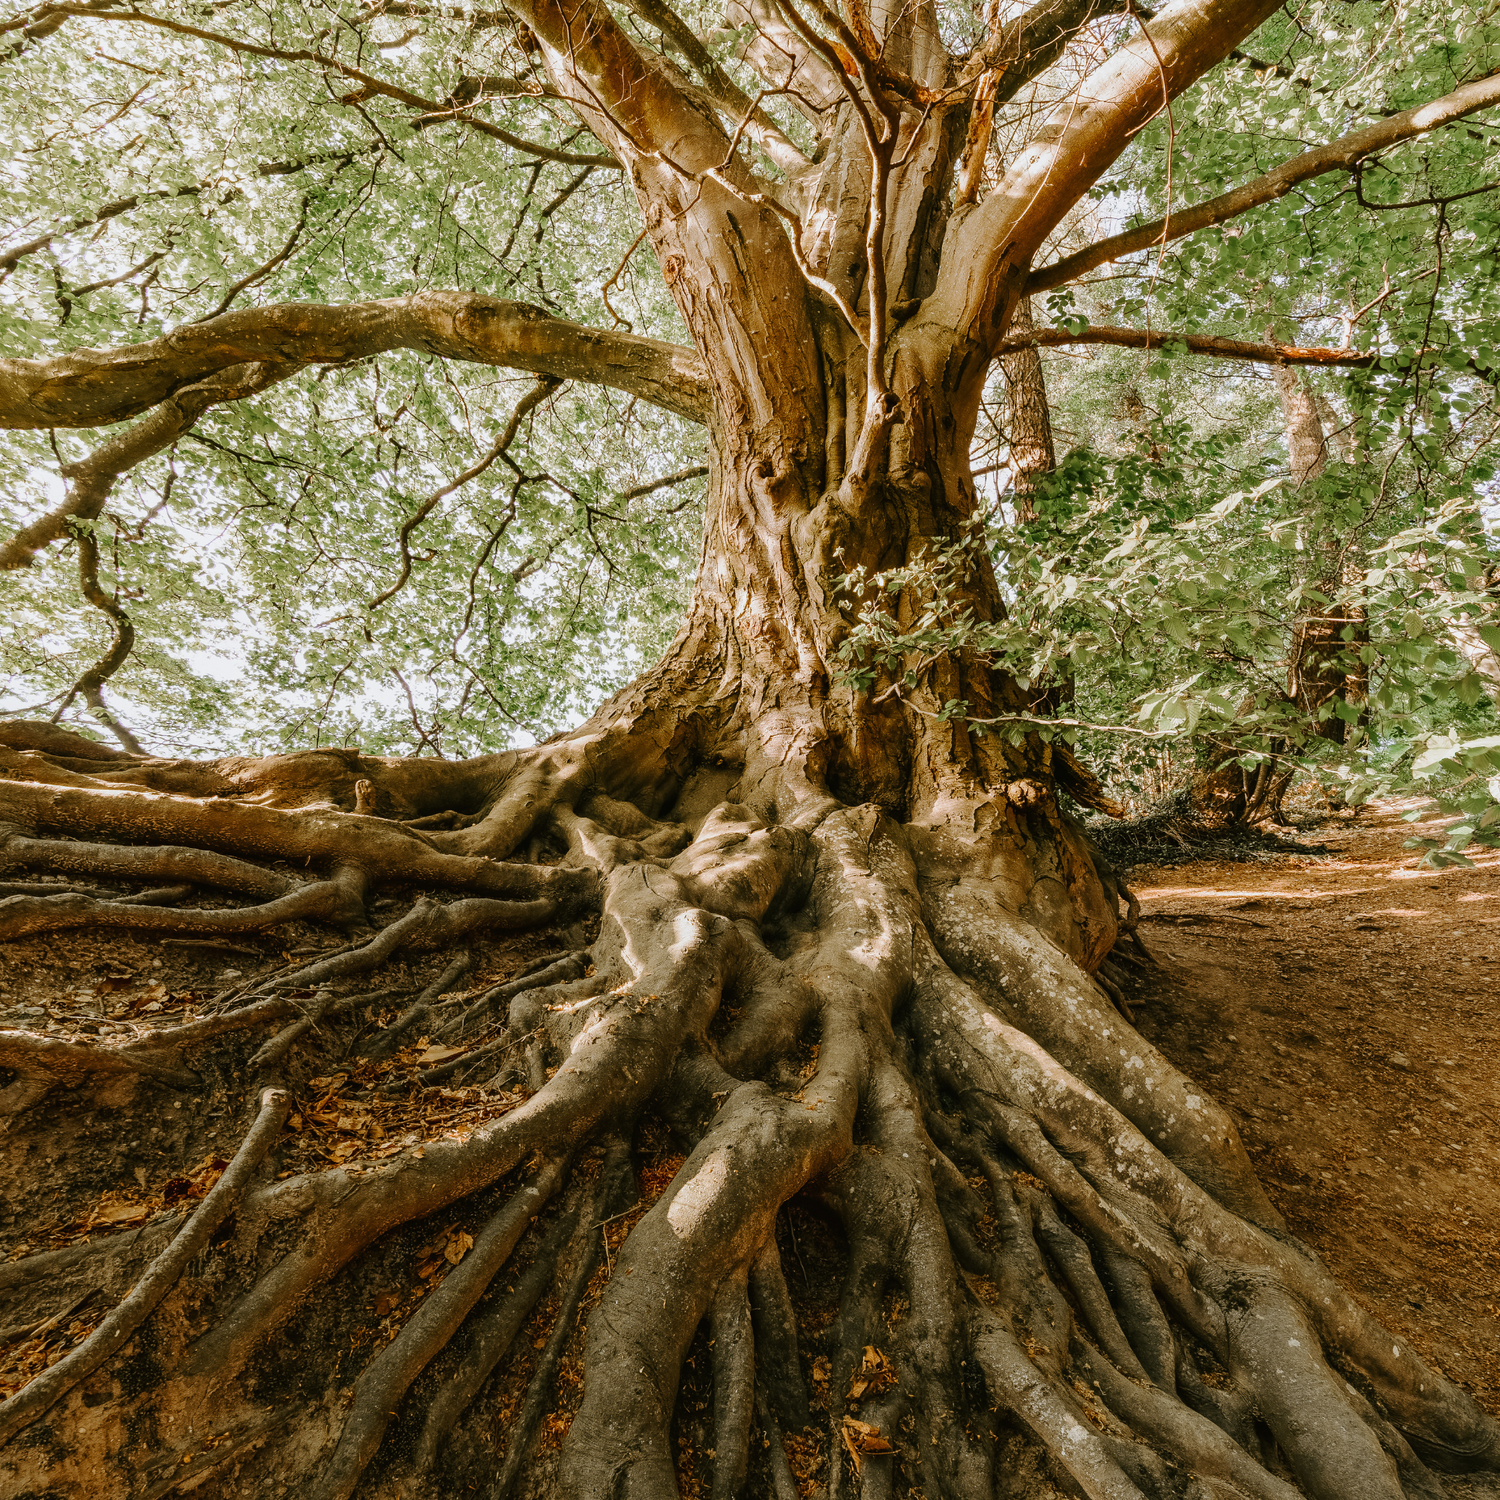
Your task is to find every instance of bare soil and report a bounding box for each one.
[1124,796,1500,1420]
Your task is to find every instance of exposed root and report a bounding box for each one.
[407,1172,585,1471]
[0,1085,290,1448]
[247,987,340,1073]
[0,824,296,897]
[433,947,590,1042]
[0,1028,200,1096]
[0,868,369,942]
[708,1269,756,1500]
[487,1141,634,1500]
[0,727,1495,1500]
[312,1152,572,1500]
[362,948,477,1059]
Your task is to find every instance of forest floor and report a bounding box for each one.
[0,794,1495,1490]
[1124,795,1500,1421]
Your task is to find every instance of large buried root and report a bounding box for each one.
[0,734,1495,1500]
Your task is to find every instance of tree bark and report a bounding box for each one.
[999,298,1057,525]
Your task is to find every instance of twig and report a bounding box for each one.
[366,375,560,612]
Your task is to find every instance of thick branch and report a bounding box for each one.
[1028,68,1500,294]
[0,293,710,430]
[915,0,1286,364]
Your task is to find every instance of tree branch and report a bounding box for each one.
[0,292,710,431]
[0,146,381,277]
[617,462,707,501]
[0,0,119,61]
[994,322,1415,367]
[368,374,562,611]
[53,526,145,753]
[196,195,312,322]
[33,4,620,166]
[969,0,1129,99]
[914,0,1286,365]
[1027,68,1500,295]
[1,186,199,277]
[0,360,297,570]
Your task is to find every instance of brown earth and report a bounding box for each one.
[1124,796,1500,1422]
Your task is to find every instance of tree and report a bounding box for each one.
[2,0,1499,1495]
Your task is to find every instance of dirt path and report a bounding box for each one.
[1125,797,1500,1421]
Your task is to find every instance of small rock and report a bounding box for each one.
[1388,1051,1410,1070]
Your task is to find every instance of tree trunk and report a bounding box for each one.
[1276,366,1367,755]
[2,0,1498,1495]
[1000,296,1074,716]
[999,298,1057,525]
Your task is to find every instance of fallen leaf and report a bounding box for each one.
[162,1176,197,1207]
[92,1201,151,1226]
[848,1345,897,1398]
[418,1044,465,1064]
[445,1229,474,1265]
[841,1416,896,1471]
[373,1291,400,1316]
[812,1355,831,1384]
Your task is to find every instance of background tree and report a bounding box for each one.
[2,1,1499,1498]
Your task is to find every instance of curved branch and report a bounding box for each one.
[0,292,710,432]
[0,360,296,570]
[619,0,810,174]
[53,527,142,752]
[368,374,561,612]
[1028,68,1500,295]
